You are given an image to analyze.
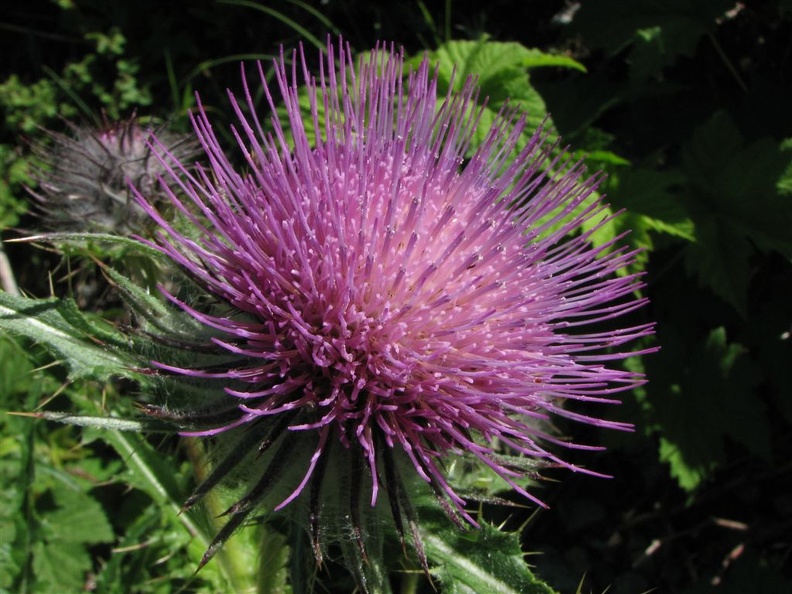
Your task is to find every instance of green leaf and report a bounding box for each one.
[30,485,114,593]
[683,220,751,315]
[31,539,93,593]
[100,430,185,507]
[420,38,557,150]
[46,485,114,545]
[21,411,176,433]
[96,430,223,574]
[610,167,695,240]
[13,232,166,258]
[101,265,207,339]
[421,511,556,594]
[682,112,792,256]
[520,49,586,73]
[0,292,139,381]
[571,0,733,77]
[680,113,792,312]
[645,327,769,490]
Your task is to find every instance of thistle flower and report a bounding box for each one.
[31,116,199,233]
[134,40,653,571]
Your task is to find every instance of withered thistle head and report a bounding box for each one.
[30,116,199,234]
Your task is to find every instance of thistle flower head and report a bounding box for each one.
[134,40,653,569]
[31,116,199,233]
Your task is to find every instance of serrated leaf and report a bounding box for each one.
[46,486,114,545]
[610,168,695,240]
[521,49,586,73]
[32,539,92,593]
[684,220,751,315]
[571,0,733,77]
[422,39,557,150]
[0,293,138,381]
[0,469,21,591]
[21,453,113,592]
[421,510,556,594]
[682,112,792,257]
[680,113,792,311]
[646,327,769,490]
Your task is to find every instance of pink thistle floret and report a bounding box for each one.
[134,41,652,534]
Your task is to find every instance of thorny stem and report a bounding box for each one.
[707,33,748,93]
[0,238,20,296]
[183,437,258,593]
[400,573,420,594]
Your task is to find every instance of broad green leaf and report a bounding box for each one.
[682,112,792,256]
[610,166,694,241]
[46,485,114,545]
[0,293,139,381]
[29,485,114,593]
[521,49,586,73]
[680,113,792,312]
[683,220,751,315]
[571,0,733,78]
[421,39,557,151]
[32,540,92,593]
[645,327,769,490]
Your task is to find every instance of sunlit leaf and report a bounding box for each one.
[421,509,556,594]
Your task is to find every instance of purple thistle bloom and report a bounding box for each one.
[134,40,652,567]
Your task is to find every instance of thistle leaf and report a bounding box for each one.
[13,232,165,257]
[0,292,138,380]
[12,410,176,432]
[421,510,556,594]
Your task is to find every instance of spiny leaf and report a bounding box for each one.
[9,410,176,433]
[101,264,207,338]
[0,292,139,381]
[10,232,166,258]
[420,509,556,594]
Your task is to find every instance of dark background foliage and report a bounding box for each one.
[1,1,791,592]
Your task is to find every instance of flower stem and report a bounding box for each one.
[183,437,258,593]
